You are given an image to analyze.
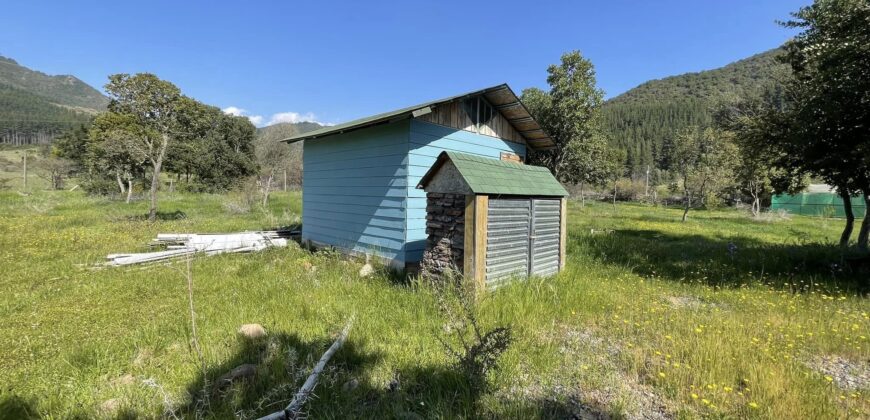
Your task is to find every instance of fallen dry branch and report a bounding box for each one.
[258,316,355,420]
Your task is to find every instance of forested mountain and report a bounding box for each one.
[256,121,323,143]
[602,48,788,175]
[0,56,108,145]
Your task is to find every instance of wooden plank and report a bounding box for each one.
[561,198,568,266]
[500,152,521,163]
[474,195,488,293]
[464,195,474,278]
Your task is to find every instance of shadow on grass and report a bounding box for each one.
[169,330,574,418]
[0,394,40,420]
[578,229,869,294]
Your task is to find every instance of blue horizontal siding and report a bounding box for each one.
[304,202,406,219]
[404,120,527,263]
[303,154,408,171]
[304,213,405,230]
[303,142,408,164]
[302,121,409,264]
[305,166,409,178]
[304,194,405,208]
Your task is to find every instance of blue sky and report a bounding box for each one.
[1,0,806,126]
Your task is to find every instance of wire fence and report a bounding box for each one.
[771,193,867,218]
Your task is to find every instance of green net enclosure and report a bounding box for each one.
[771,193,867,218]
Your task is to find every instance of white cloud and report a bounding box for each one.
[222,106,265,127]
[223,106,329,127]
[267,111,322,126]
[222,106,245,116]
[247,115,264,126]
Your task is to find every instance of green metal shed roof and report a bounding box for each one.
[280,84,555,150]
[417,151,569,197]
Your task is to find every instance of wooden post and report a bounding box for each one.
[283,169,288,192]
[464,195,474,278]
[560,197,567,270]
[21,150,27,192]
[474,195,488,293]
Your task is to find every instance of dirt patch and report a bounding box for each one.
[505,326,679,419]
[806,355,870,390]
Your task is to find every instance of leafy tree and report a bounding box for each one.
[165,104,257,192]
[522,51,612,205]
[665,127,738,222]
[765,0,870,249]
[104,73,184,221]
[87,112,150,201]
[716,96,807,218]
[53,124,90,171]
[602,148,627,207]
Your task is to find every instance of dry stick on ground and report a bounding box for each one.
[179,252,209,412]
[258,316,355,420]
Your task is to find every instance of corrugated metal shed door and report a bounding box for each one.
[485,199,530,286]
[485,197,561,286]
[530,199,561,277]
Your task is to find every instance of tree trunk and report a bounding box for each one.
[262,169,274,208]
[838,188,855,248]
[126,179,133,204]
[750,181,760,218]
[148,135,169,222]
[682,191,690,222]
[857,189,870,252]
[116,172,126,194]
[579,182,585,207]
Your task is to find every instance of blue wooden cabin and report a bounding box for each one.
[282,84,555,271]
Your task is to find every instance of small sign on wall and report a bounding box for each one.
[500,152,522,163]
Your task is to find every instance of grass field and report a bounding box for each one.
[1,190,868,419]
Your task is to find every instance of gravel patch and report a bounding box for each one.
[807,355,870,390]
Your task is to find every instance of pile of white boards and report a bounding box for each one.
[103,231,289,267]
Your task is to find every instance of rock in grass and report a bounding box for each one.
[100,398,120,413]
[359,263,374,278]
[238,324,267,339]
[342,378,359,392]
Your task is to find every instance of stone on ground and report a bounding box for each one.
[359,263,374,277]
[238,323,267,339]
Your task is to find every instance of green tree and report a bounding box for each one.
[87,112,150,201]
[717,96,807,218]
[522,51,611,205]
[104,73,184,221]
[666,127,738,222]
[768,0,870,249]
[603,148,627,207]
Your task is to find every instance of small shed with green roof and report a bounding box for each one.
[417,151,568,290]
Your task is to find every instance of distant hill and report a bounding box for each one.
[0,55,108,145]
[601,48,789,174]
[256,121,323,143]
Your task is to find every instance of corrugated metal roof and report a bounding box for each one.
[280,84,555,150]
[417,151,568,197]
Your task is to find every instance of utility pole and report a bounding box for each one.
[645,165,650,198]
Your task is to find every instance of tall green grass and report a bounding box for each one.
[0,192,867,418]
